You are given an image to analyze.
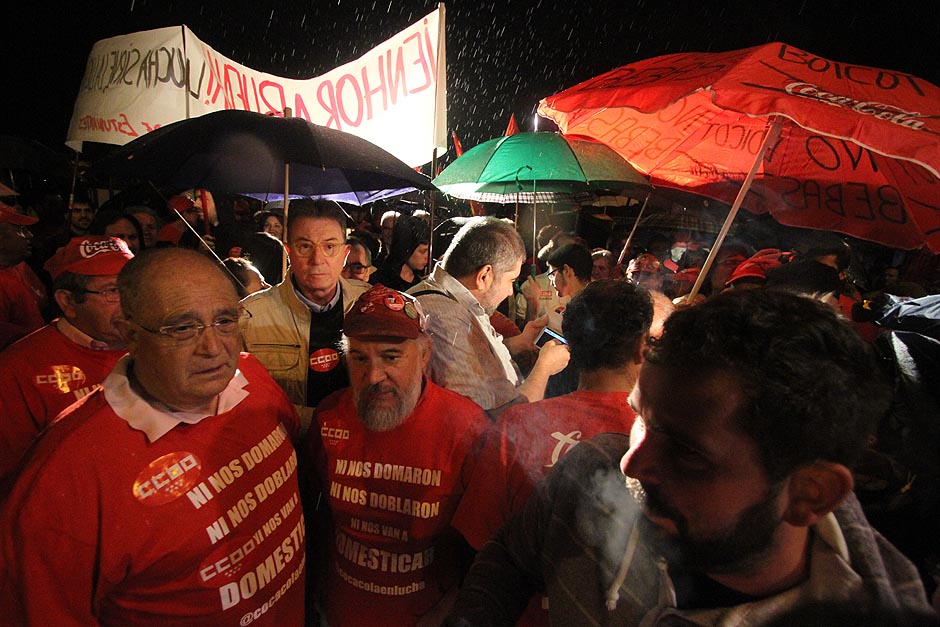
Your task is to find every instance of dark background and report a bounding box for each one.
[4,0,940,160]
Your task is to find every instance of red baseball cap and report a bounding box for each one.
[671,267,701,284]
[344,285,427,340]
[167,194,197,213]
[726,248,790,286]
[44,236,134,280]
[0,201,38,226]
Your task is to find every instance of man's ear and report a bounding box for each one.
[115,318,138,351]
[418,336,432,370]
[782,461,854,527]
[54,289,78,320]
[472,265,493,291]
[631,332,648,365]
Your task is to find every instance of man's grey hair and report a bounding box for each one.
[285,199,348,238]
[440,217,525,280]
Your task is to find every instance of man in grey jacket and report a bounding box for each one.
[241,200,370,433]
[448,289,936,626]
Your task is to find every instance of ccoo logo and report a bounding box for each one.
[309,348,340,373]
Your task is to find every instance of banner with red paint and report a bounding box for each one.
[66,7,447,168]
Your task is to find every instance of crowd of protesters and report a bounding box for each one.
[2,175,940,626]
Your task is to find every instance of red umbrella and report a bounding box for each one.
[538,42,940,299]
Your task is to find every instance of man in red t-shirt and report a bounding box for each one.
[307,285,489,626]
[452,279,654,625]
[0,202,46,349]
[1,248,305,627]
[0,236,133,487]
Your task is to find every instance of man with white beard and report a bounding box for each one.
[306,284,489,626]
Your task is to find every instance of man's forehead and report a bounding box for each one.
[349,336,413,351]
[636,364,745,428]
[145,271,237,314]
[85,274,119,285]
[347,244,367,258]
[293,216,345,237]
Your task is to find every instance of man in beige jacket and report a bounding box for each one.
[241,200,370,433]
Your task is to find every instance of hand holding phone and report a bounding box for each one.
[535,327,567,349]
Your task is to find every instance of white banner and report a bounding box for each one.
[66,7,447,167]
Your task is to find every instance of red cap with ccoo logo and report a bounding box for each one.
[344,284,427,340]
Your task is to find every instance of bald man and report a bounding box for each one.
[1,248,306,626]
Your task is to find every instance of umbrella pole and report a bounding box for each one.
[531,179,538,277]
[281,107,292,283]
[618,192,650,267]
[428,148,438,272]
[66,148,81,221]
[686,118,784,302]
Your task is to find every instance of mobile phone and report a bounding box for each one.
[535,327,567,348]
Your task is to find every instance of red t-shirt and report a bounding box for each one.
[0,322,125,486]
[452,389,635,627]
[0,354,306,627]
[453,390,634,549]
[0,262,46,350]
[308,378,488,626]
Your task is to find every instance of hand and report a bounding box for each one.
[519,314,549,346]
[198,233,217,253]
[534,339,570,376]
[521,275,541,301]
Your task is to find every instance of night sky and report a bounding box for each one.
[5,0,940,162]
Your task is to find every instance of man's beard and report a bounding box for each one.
[355,382,420,432]
[626,476,783,575]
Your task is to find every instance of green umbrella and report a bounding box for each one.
[434,132,649,273]
[433,132,648,203]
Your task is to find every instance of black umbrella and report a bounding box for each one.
[0,135,71,178]
[89,110,435,202]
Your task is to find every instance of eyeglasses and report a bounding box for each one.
[81,286,121,302]
[344,263,368,273]
[131,309,251,343]
[289,240,346,258]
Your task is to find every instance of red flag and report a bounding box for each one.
[451,130,484,215]
[505,114,520,136]
[451,130,465,157]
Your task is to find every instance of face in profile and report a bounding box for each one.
[406,243,430,273]
[621,364,784,573]
[63,274,125,349]
[478,258,522,314]
[342,243,373,282]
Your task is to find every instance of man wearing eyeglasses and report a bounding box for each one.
[342,235,376,283]
[0,248,306,626]
[242,199,371,435]
[0,236,133,487]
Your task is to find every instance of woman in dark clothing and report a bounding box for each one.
[369,214,430,292]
